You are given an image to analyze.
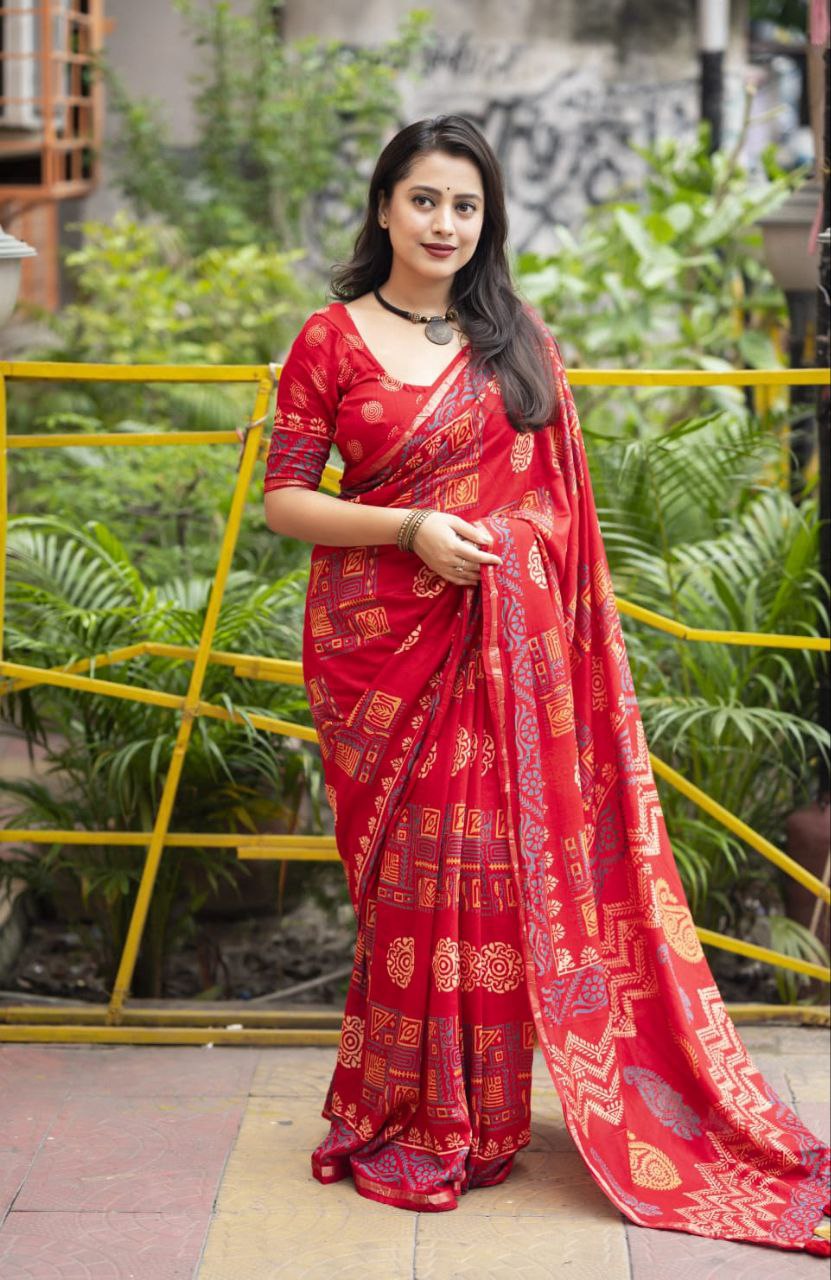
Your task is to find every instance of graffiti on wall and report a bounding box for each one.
[412,39,700,253]
[458,78,697,252]
[310,36,700,265]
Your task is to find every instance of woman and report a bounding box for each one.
[262,115,830,1253]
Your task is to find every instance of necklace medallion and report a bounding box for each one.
[373,287,457,346]
[424,316,454,345]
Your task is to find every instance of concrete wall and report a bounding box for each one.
[283,0,751,256]
[81,0,256,228]
[284,0,742,56]
[80,1,751,261]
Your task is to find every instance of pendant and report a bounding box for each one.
[425,316,454,345]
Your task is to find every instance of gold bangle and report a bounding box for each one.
[396,509,420,552]
[399,506,435,552]
[405,508,435,552]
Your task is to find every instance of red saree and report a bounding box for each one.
[264,302,831,1254]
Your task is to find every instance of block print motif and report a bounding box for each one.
[694,985,800,1168]
[545,1018,624,1138]
[539,963,610,1024]
[621,1066,703,1140]
[599,898,660,1037]
[528,541,547,588]
[432,938,460,991]
[464,1020,534,1156]
[337,1015,365,1070]
[305,671,344,765]
[627,1131,682,1190]
[426,1015,467,1124]
[387,936,415,988]
[331,687,405,786]
[308,545,391,659]
[377,800,521,918]
[510,430,534,472]
[431,937,524,994]
[462,941,524,993]
[395,407,482,514]
[360,1000,423,1115]
[675,1128,793,1242]
[655,878,705,964]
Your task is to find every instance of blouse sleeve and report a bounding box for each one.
[263,312,342,494]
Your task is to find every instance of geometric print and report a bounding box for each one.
[694,985,800,1168]
[307,544,391,660]
[377,799,520,917]
[599,899,659,1037]
[279,303,831,1246]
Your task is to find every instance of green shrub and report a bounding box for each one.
[0,517,327,997]
[516,122,828,999]
[96,1,431,264]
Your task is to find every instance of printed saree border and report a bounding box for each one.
[478,514,666,1232]
[312,1149,524,1213]
[352,1169,459,1212]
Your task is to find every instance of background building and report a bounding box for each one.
[0,0,818,316]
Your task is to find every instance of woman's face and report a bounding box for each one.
[378,149,485,287]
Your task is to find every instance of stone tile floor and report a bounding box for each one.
[0,1023,828,1279]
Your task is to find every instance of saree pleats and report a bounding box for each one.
[265,303,830,1251]
[310,589,536,1210]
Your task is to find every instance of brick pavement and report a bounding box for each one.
[0,1024,828,1278]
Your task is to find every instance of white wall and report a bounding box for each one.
[283,0,752,255]
[81,0,256,226]
[79,0,752,255]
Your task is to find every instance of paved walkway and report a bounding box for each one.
[0,1023,828,1278]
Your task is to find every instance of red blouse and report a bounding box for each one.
[263,302,469,495]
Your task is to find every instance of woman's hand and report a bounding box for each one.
[410,512,502,586]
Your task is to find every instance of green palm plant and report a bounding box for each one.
[8,210,323,587]
[517,118,829,1002]
[6,379,312,587]
[580,399,828,1000]
[0,516,325,997]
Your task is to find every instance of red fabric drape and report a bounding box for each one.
[265,303,830,1252]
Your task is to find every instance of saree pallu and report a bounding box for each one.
[270,305,830,1253]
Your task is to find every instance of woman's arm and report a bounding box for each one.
[264,486,502,584]
[258,312,499,575]
[264,485,411,547]
[260,312,414,549]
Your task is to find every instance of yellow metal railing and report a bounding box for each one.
[0,359,828,1046]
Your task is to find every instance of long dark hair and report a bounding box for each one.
[330,115,559,434]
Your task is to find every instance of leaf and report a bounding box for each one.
[614,207,654,259]
[737,329,782,370]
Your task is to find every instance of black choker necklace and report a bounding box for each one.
[373,287,457,345]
